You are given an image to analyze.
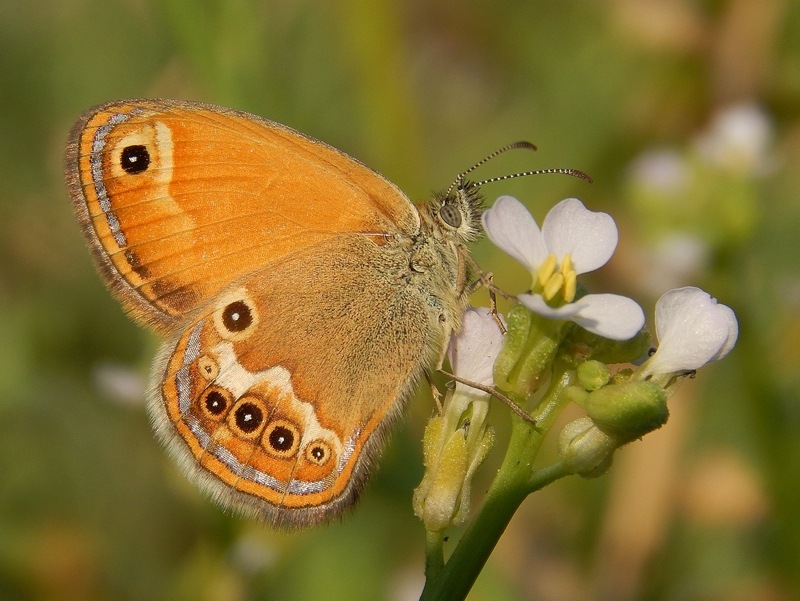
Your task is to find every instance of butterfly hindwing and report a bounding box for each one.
[150,234,444,525]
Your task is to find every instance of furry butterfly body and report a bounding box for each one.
[65,99,482,526]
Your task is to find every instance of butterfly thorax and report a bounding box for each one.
[407,181,485,335]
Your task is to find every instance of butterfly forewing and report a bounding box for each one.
[65,99,419,331]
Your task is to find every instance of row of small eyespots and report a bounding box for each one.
[200,386,332,466]
[205,295,329,465]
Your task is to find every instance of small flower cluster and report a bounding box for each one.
[414,195,738,532]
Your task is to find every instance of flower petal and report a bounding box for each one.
[569,294,645,340]
[518,293,644,341]
[518,293,583,318]
[710,303,739,362]
[447,307,505,387]
[650,287,738,374]
[541,198,618,274]
[481,196,548,271]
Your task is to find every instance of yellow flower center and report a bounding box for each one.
[534,253,577,303]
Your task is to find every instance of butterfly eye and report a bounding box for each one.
[263,420,301,458]
[120,144,150,174]
[438,203,463,229]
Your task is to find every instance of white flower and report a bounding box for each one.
[628,149,689,195]
[481,196,644,340]
[694,103,774,175]
[639,286,738,378]
[444,307,505,442]
[448,307,505,392]
[519,292,646,341]
[413,307,503,531]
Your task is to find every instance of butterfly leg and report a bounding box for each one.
[462,260,510,335]
[436,368,536,426]
[424,371,446,414]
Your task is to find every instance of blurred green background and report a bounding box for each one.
[2,1,799,600]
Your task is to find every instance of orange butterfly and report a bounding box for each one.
[65,99,484,527]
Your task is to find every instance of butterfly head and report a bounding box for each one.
[426,178,485,244]
[423,141,593,246]
[422,141,539,246]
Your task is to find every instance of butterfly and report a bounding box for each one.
[64,98,500,527]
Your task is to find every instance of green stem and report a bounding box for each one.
[420,368,575,600]
[528,460,570,494]
[424,530,445,582]
[419,418,536,601]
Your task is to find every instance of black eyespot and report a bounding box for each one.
[439,203,462,228]
[222,300,253,333]
[269,425,294,452]
[234,402,263,434]
[262,420,300,457]
[120,145,150,174]
[204,390,228,416]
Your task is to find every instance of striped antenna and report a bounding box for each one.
[473,167,593,187]
[445,141,592,195]
[445,141,537,196]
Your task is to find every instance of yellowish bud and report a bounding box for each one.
[558,417,616,477]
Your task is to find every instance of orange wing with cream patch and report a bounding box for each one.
[65,99,419,332]
[150,234,439,526]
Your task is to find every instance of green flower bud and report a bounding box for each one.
[584,381,669,442]
[453,426,495,525]
[493,303,566,398]
[413,413,496,531]
[576,360,611,391]
[558,417,616,477]
[413,417,469,532]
